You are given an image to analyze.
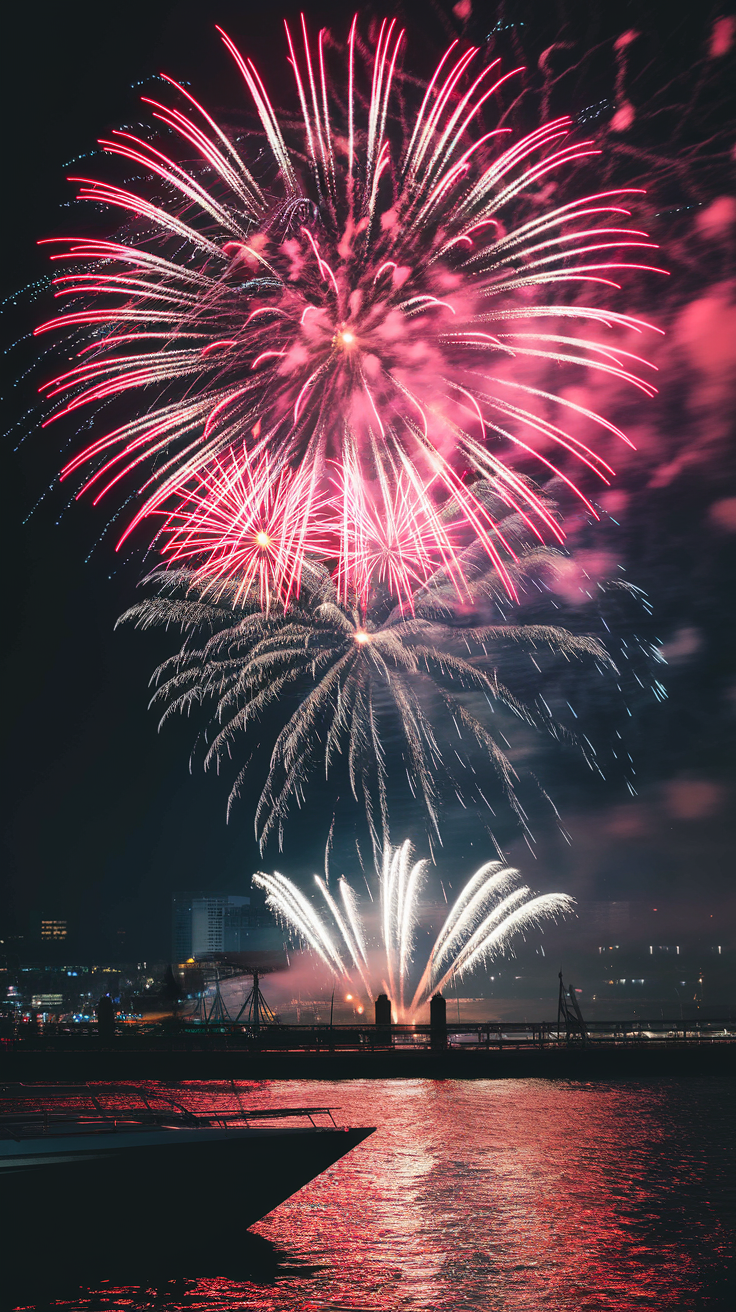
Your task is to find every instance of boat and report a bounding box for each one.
[0,1086,375,1264]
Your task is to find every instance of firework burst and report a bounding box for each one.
[117,529,613,855]
[159,448,330,611]
[254,840,573,1020]
[37,17,663,605]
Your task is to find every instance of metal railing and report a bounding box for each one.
[3,1016,735,1051]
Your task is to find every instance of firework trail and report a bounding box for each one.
[253,841,573,1020]
[36,17,663,606]
[118,525,612,854]
[380,839,431,1012]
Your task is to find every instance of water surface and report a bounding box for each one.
[10,1078,736,1311]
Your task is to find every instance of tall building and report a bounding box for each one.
[191,895,250,957]
[171,892,199,962]
[40,919,68,942]
[29,915,70,960]
[172,892,283,961]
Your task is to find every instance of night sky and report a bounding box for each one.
[1,0,734,961]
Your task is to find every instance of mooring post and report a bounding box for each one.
[96,994,115,1046]
[374,993,392,1046]
[429,992,447,1050]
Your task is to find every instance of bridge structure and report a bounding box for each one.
[3,977,735,1078]
[2,1012,735,1080]
[3,1014,735,1048]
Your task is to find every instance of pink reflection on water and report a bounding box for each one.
[247,1079,731,1310]
[9,1078,735,1311]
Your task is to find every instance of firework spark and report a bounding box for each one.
[253,840,573,1020]
[37,18,663,604]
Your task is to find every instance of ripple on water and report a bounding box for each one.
[8,1077,736,1311]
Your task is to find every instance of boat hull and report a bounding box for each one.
[0,1124,374,1262]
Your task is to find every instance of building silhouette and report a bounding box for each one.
[171,891,283,962]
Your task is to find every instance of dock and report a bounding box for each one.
[3,1017,735,1080]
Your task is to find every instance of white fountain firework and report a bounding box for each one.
[253,840,573,1020]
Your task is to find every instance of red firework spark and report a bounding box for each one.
[36,15,666,606]
[160,450,330,611]
[333,452,462,608]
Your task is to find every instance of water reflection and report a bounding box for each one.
[8,1078,736,1311]
[4,1232,320,1310]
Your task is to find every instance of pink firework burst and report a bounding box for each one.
[334,453,461,608]
[36,15,665,600]
[160,450,330,611]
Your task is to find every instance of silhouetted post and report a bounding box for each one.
[252,971,261,1029]
[557,971,587,1046]
[163,964,181,1004]
[96,993,115,1045]
[374,993,392,1046]
[429,992,447,1050]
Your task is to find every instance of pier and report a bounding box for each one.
[2,1016,735,1080]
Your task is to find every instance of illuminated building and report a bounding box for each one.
[40,919,68,941]
[31,993,63,1011]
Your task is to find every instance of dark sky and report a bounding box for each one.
[1,0,734,960]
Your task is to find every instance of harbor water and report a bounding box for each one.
[10,1077,736,1311]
